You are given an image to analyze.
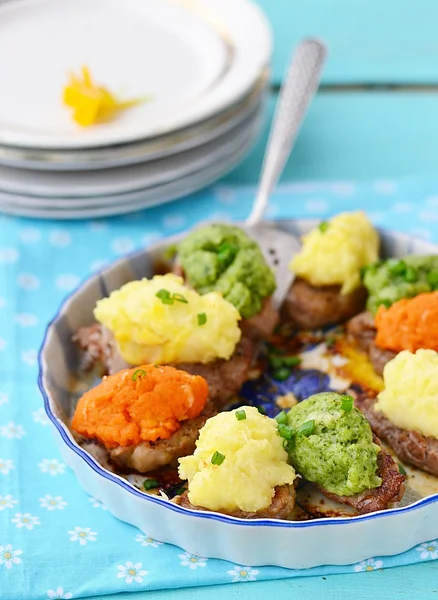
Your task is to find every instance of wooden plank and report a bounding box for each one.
[224,90,438,182]
[255,0,438,84]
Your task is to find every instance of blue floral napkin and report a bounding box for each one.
[1,178,438,600]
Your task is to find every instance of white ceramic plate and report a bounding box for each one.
[0,73,267,171]
[38,221,438,568]
[0,0,271,148]
[0,115,260,218]
[0,99,263,198]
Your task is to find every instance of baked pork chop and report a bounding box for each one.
[283,278,368,330]
[175,484,296,520]
[356,394,438,477]
[315,437,405,514]
[107,403,217,473]
[347,311,396,375]
[74,324,256,407]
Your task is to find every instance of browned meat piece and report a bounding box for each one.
[175,484,296,520]
[316,438,405,514]
[369,343,396,376]
[108,403,217,473]
[74,325,255,407]
[283,278,367,330]
[346,311,396,375]
[177,337,256,408]
[240,296,279,340]
[346,310,376,351]
[356,394,438,477]
[73,324,129,373]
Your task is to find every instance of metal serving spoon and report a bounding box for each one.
[243,38,327,309]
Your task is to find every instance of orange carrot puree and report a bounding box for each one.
[71,365,208,448]
[375,291,438,353]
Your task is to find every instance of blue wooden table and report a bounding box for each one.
[105,1,438,597]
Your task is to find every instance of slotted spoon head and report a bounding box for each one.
[242,222,302,309]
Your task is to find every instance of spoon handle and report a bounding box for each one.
[246,38,327,227]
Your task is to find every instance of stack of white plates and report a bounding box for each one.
[0,0,271,219]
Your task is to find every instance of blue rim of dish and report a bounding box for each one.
[37,223,438,529]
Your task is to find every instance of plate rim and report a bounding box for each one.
[0,0,271,149]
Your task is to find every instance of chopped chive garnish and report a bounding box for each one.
[211,451,225,466]
[132,368,147,381]
[275,410,289,426]
[326,337,335,349]
[427,271,438,289]
[174,484,187,496]
[156,288,171,301]
[281,356,301,368]
[172,293,188,304]
[277,424,295,441]
[257,405,267,415]
[235,409,246,421]
[144,479,159,491]
[272,367,291,381]
[388,260,407,276]
[398,463,407,476]
[197,313,207,326]
[404,267,418,283]
[163,243,178,260]
[318,221,329,233]
[298,420,315,437]
[340,395,354,411]
[268,355,284,370]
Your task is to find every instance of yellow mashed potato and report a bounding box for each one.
[290,211,379,294]
[178,406,296,513]
[375,349,438,439]
[94,274,241,365]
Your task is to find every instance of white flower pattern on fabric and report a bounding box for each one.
[112,237,135,255]
[354,558,384,572]
[134,534,163,548]
[117,561,147,583]
[0,337,7,351]
[0,248,19,263]
[0,544,22,569]
[0,392,8,406]
[0,495,17,510]
[141,233,162,247]
[19,227,41,243]
[55,275,80,291]
[47,587,73,599]
[39,495,67,511]
[0,297,5,308]
[304,199,329,214]
[15,313,39,327]
[11,512,41,530]
[0,422,26,439]
[416,541,438,560]
[89,497,107,510]
[68,526,97,546]
[0,458,14,475]
[179,552,207,570]
[32,408,49,426]
[49,230,71,248]
[227,565,259,582]
[21,349,37,366]
[38,459,66,476]
[17,273,40,290]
